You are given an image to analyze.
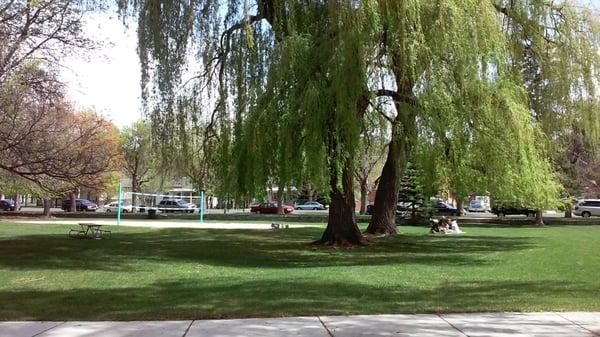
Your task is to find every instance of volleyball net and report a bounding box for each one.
[115,189,206,224]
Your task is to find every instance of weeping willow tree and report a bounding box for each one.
[118,0,598,244]
[365,0,513,234]
[117,0,372,244]
[240,3,372,244]
[410,1,600,225]
[365,0,600,233]
[498,1,600,222]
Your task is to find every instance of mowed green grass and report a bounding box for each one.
[0,222,598,320]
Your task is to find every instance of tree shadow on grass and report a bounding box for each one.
[0,278,596,320]
[0,227,536,271]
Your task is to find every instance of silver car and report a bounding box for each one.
[295,201,327,210]
[468,200,489,212]
[158,199,197,213]
[573,199,600,217]
[104,201,133,213]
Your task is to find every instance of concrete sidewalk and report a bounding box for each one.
[1,313,598,337]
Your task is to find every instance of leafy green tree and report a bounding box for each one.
[121,121,156,207]
[497,1,600,224]
[367,0,600,230]
[118,0,598,243]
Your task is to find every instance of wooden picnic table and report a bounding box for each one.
[69,223,111,239]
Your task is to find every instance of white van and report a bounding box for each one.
[573,199,600,217]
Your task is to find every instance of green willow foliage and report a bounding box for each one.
[119,0,598,211]
[499,0,600,198]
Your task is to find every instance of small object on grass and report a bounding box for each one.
[271,222,281,229]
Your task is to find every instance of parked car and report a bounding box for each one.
[295,201,327,210]
[573,199,600,218]
[61,199,98,212]
[158,199,197,213]
[433,201,459,216]
[250,202,294,214]
[103,201,133,213]
[0,199,18,211]
[468,200,489,212]
[491,203,537,217]
[366,202,420,216]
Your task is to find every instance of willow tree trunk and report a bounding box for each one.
[564,203,572,218]
[455,193,465,216]
[306,184,314,202]
[43,198,51,217]
[366,86,415,235]
[366,127,407,235]
[535,210,544,226]
[316,157,366,246]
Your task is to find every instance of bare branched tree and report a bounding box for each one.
[0,0,92,82]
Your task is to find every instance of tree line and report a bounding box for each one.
[2,1,598,242]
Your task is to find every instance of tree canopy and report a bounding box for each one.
[120,0,599,244]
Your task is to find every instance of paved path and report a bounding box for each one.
[1,313,598,337]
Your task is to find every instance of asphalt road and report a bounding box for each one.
[17,206,571,219]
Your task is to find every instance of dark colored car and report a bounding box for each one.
[366,203,418,216]
[0,199,18,211]
[61,199,98,212]
[250,202,294,214]
[433,201,459,216]
[491,204,537,217]
[158,199,197,213]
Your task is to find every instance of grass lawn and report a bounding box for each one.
[0,221,598,320]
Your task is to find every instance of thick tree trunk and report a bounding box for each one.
[366,154,400,235]
[316,162,366,246]
[535,210,544,226]
[366,129,405,235]
[43,198,51,217]
[316,159,366,246]
[359,178,368,215]
[69,192,77,212]
[306,183,314,202]
[366,96,415,235]
[455,193,465,216]
[564,203,572,218]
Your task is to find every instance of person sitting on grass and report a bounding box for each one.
[430,217,449,234]
[430,217,463,234]
[448,219,463,234]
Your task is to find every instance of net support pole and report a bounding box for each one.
[200,190,205,224]
[117,181,122,225]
